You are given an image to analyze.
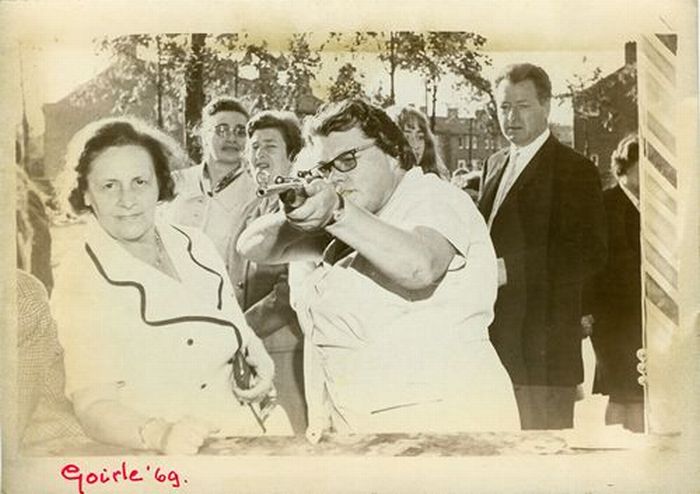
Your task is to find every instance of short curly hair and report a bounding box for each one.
[612,134,639,177]
[202,96,249,122]
[63,118,183,214]
[304,98,417,170]
[246,110,303,160]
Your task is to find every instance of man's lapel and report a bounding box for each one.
[479,149,509,219]
[496,135,556,214]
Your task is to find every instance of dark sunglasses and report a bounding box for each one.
[303,141,376,177]
[212,123,247,139]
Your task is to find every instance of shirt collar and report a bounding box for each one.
[200,162,246,196]
[509,127,551,167]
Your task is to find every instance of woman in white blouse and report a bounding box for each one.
[53,118,291,455]
[239,99,518,439]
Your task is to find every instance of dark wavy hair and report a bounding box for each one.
[612,134,639,177]
[63,118,183,214]
[201,96,250,121]
[494,63,552,103]
[246,110,303,160]
[304,98,417,170]
[390,105,449,179]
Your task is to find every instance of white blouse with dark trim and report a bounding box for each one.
[52,216,279,437]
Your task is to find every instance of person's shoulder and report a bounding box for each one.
[547,136,593,167]
[17,269,49,305]
[407,169,477,216]
[171,164,204,193]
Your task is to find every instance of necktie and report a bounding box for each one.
[488,150,520,228]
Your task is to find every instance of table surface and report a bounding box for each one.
[21,429,668,458]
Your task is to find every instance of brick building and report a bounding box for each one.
[573,42,638,189]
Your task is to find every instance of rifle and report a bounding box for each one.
[255,171,320,209]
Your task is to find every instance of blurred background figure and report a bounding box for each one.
[450,167,481,202]
[16,168,84,449]
[16,166,54,296]
[388,105,450,180]
[16,268,85,449]
[164,96,256,284]
[582,134,644,432]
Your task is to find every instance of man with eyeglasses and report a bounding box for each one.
[164,96,256,277]
[238,98,518,438]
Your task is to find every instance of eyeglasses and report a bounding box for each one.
[212,123,247,139]
[303,142,376,177]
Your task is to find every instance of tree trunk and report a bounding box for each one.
[430,80,438,132]
[388,32,396,105]
[184,33,206,163]
[234,61,239,97]
[155,36,164,129]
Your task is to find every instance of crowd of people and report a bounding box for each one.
[15,61,646,454]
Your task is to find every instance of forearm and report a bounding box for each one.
[326,200,451,290]
[74,396,160,451]
[237,211,325,264]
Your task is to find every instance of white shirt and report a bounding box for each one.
[161,163,257,263]
[489,128,551,227]
[292,168,518,435]
[53,217,291,436]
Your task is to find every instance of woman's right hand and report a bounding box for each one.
[159,416,219,455]
[232,337,275,403]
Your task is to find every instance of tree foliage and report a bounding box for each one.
[328,63,367,102]
[557,62,637,133]
[70,31,493,156]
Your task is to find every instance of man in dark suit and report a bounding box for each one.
[478,63,607,429]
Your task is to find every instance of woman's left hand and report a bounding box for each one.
[232,337,275,402]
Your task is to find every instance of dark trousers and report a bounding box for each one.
[513,384,576,430]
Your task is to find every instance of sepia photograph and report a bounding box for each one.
[1,0,698,492]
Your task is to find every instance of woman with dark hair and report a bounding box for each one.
[240,99,517,438]
[388,105,450,179]
[583,134,644,432]
[53,118,291,455]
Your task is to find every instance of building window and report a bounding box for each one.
[471,138,478,150]
[457,159,467,169]
[458,137,464,149]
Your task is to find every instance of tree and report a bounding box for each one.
[328,63,367,102]
[326,32,400,105]
[557,63,636,135]
[241,40,288,113]
[327,31,492,129]
[398,32,491,131]
[283,33,322,111]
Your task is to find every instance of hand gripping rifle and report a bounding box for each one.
[255,170,320,209]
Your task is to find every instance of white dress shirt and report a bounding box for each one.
[489,128,551,228]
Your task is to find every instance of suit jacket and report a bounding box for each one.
[584,185,643,402]
[478,135,607,386]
